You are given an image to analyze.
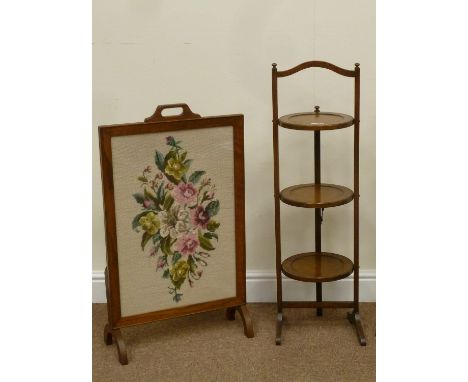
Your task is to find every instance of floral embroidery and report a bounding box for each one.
[173,182,198,205]
[176,233,200,256]
[139,211,160,235]
[132,136,220,302]
[191,205,210,229]
[158,204,189,239]
[165,157,187,180]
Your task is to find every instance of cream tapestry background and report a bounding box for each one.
[111,126,236,316]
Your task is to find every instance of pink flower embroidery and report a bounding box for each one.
[173,182,198,204]
[176,233,199,256]
[156,256,165,269]
[143,199,155,209]
[191,205,210,229]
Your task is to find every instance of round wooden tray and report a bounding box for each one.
[278,111,354,131]
[282,252,354,282]
[279,183,354,208]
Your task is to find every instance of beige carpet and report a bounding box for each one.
[93,303,375,381]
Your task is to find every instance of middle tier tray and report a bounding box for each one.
[278,111,354,131]
[280,183,353,208]
[282,252,354,282]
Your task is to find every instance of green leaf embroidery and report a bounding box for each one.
[164,149,177,164]
[198,230,215,251]
[160,236,173,256]
[138,176,148,182]
[163,193,174,210]
[207,220,220,232]
[204,232,218,241]
[162,150,181,184]
[189,171,206,184]
[162,269,170,279]
[165,174,180,185]
[153,242,161,254]
[172,252,182,265]
[141,232,151,250]
[155,150,165,171]
[205,200,220,218]
[152,232,161,244]
[144,188,157,202]
[156,183,165,202]
[132,193,145,204]
[132,211,150,230]
[200,190,209,204]
[180,151,187,162]
[187,256,197,273]
[173,292,183,302]
[183,159,193,169]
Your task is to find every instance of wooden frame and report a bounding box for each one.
[99,103,253,364]
[272,62,366,346]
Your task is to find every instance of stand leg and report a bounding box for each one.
[347,310,367,346]
[104,267,128,364]
[275,312,284,345]
[316,282,323,316]
[104,323,113,345]
[314,131,323,317]
[104,323,128,365]
[225,307,236,321]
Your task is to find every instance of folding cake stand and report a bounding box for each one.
[272,61,366,346]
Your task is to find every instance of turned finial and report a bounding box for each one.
[272,63,277,68]
[355,63,360,67]
[314,105,320,113]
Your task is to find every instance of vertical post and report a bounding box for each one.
[103,267,114,347]
[353,63,360,313]
[314,119,323,316]
[104,267,113,327]
[272,63,282,315]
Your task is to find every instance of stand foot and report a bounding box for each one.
[237,305,254,338]
[104,324,128,365]
[347,311,367,346]
[275,312,284,345]
[226,305,254,338]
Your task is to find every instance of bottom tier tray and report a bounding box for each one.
[282,252,354,282]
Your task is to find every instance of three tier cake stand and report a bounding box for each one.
[272,60,366,346]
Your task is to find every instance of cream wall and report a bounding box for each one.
[92,0,376,272]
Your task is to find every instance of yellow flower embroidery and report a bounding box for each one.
[170,261,190,288]
[139,212,160,235]
[165,157,187,180]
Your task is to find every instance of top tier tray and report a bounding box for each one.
[278,109,354,131]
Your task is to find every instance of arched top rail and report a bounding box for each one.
[274,61,358,78]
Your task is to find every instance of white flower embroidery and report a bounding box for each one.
[159,204,189,238]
